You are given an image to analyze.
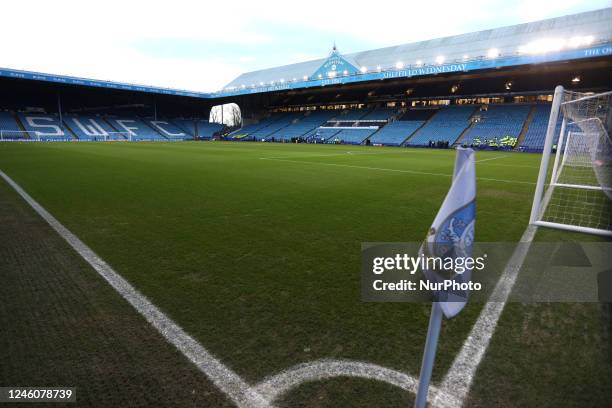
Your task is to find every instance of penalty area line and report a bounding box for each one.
[0,170,270,408]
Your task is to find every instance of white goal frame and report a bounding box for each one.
[529,85,612,237]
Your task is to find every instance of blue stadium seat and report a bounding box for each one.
[273,110,338,141]
[172,120,223,139]
[17,113,73,141]
[64,115,123,141]
[172,119,197,136]
[0,111,25,140]
[310,127,341,142]
[336,109,369,121]
[229,114,291,140]
[195,121,223,139]
[461,104,531,145]
[329,128,377,144]
[407,105,476,146]
[520,104,562,152]
[146,119,191,141]
[369,121,424,146]
[105,117,166,141]
[360,108,397,121]
[256,113,303,140]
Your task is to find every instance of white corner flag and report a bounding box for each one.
[422,147,476,318]
[415,147,476,408]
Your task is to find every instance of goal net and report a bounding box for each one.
[530,86,612,236]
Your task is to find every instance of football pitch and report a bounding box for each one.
[1,141,610,407]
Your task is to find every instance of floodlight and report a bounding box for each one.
[435,55,445,64]
[395,61,404,69]
[571,75,581,83]
[415,60,423,66]
[518,38,565,54]
[360,66,368,73]
[568,36,582,48]
[487,48,500,58]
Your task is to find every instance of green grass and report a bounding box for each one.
[0,141,610,407]
[0,173,233,407]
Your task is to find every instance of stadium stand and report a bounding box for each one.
[333,109,369,121]
[17,113,73,141]
[171,119,196,136]
[407,105,476,146]
[460,104,531,146]
[146,119,191,141]
[310,127,341,142]
[172,119,223,139]
[519,104,562,151]
[329,128,378,144]
[369,109,435,146]
[273,110,338,141]
[250,112,303,140]
[64,115,124,141]
[195,121,224,139]
[369,121,424,146]
[0,111,24,140]
[105,117,165,141]
[359,108,398,121]
[228,114,289,140]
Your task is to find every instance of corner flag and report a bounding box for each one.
[415,147,476,408]
[422,147,476,318]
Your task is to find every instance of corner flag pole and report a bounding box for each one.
[414,302,443,408]
[413,147,476,408]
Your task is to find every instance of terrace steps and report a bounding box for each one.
[452,106,483,146]
[13,112,28,135]
[402,108,440,145]
[398,120,428,147]
[514,105,537,150]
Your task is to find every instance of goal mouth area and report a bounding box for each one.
[530,86,612,237]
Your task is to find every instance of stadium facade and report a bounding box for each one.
[0,7,611,149]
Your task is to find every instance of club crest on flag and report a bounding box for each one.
[421,147,476,319]
[432,201,476,260]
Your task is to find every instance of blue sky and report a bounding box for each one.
[1,0,610,92]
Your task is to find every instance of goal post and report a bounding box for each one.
[530,86,612,237]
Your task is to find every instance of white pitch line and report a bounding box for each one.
[0,170,270,408]
[253,359,460,407]
[475,155,507,163]
[259,150,424,160]
[260,157,536,185]
[433,224,538,408]
[0,165,540,408]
